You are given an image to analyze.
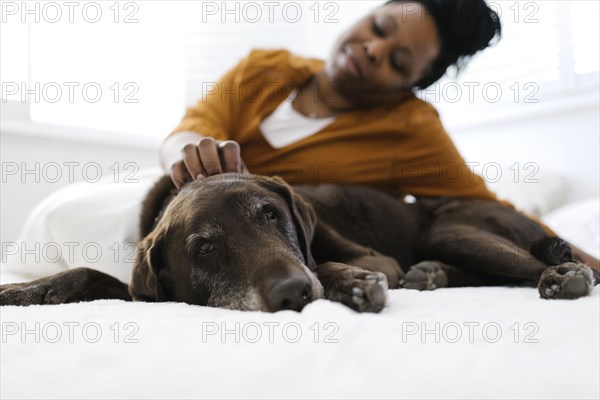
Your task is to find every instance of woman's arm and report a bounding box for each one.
[160,131,204,172]
[397,101,500,201]
[162,56,249,187]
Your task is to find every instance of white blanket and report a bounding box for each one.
[1,182,599,399]
[2,287,598,399]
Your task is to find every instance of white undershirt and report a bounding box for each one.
[259,90,336,149]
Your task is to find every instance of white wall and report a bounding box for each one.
[447,100,599,204]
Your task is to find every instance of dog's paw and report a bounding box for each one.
[347,272,388,313]
[315,262,388,312]
[538,262,593,300]
[347,254,403,289]
[400,261,448,291]
[332,269,388,312]
[0,282,67,306]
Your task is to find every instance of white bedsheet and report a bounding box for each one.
[1,194,599,399]
[1,287,598,399]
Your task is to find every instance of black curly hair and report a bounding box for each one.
[386,0,502,89]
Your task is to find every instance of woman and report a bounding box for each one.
[160,1,600,269]
[162,0,497,197]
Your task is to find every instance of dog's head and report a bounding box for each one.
[130,173,324,312]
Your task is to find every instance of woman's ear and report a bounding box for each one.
[129,230,170,301]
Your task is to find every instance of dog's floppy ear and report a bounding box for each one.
[129,230,170,301]
[139,175,179,238]
[259,176,317,270]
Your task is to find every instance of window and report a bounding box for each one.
[2,1,384,138]
[2,1,189,138]
[421,0,600,130]
[1,9,30,120]
[181,1,384,105]
[2,1,598,140]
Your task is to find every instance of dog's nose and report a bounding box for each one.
[268,275,312,312]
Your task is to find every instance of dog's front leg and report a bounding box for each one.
[311,221,404,288]
[315,262,388,313]
[0,267,131,306]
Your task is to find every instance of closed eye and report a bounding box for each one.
[391,57,407,75]
[372,19,384,37]
[371,19,408,75]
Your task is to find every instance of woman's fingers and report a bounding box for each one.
[170,161,192,189]
[181,143,206,179]
[170,138,248,188]
[240,159,249,174]
[197,137,223,176]
[218,140,244,173]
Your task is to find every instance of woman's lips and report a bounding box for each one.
[343,47,363,79]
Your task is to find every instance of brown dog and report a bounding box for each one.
[1,173,597,311]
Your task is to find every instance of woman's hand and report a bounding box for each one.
[161,132,248,189]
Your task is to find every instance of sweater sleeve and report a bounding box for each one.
[169,58,247,141]
[397,100,558,236]
[395,101,498,201]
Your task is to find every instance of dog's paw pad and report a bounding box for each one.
[43,289,55,304]
[346,273,387,313]
[401,261,448,291]
[538,262,593,299]
[353,282,385,312]
[544,284,561,298]
[364,273,389,291]
[351,287,365,306]
[43,289,66,304]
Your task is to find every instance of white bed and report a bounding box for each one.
[1,172,599,399]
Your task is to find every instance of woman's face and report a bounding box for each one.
[325,2,441,107]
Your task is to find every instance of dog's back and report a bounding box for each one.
[293,184,551,266]
[293,184,422,267]
[140,179,551,270]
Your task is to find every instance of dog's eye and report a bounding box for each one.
[198,243,215,254]
[264,209,278,223]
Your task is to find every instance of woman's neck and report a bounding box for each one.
[291,71,353,118]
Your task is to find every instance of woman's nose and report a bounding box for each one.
[363,40,385,66]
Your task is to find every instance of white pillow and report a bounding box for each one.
[1,168,164,284]
[486,168,569,216]
[542,197,600,259]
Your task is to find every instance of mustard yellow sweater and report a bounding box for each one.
[171,49,500,201]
